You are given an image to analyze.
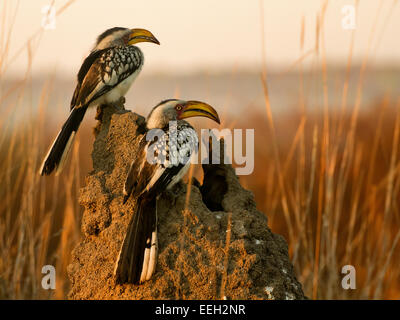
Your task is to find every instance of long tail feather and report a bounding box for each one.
[114,196,158,284]
[39,106,87,176]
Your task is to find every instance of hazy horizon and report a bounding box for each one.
[3,66,399,130]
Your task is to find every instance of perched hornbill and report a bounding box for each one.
[40,27,159,176]
[114,99,220,284]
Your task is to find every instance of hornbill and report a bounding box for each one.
[40,27,159,176]
[114,99,220,284]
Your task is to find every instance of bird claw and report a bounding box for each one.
[95,105,104,121]
[115,96,126,110]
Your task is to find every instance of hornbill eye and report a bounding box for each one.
[175,105,183,111]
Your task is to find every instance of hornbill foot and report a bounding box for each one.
[93,105,106,136]
[115,96,126,110]
[164,181,186,201]
[95,105,104,121]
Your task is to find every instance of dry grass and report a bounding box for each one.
[237,101,400,299]
[0,0,81,299]
[0,87,84,299]
[248,0,399,299]
[0,0,399,299]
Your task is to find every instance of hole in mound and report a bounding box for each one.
[200,165,228,212]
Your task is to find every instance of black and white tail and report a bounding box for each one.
[39,106,88,176]
[114,196,158,284]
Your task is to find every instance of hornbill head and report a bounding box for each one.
[146,99,221,129]
[94,27,160,50]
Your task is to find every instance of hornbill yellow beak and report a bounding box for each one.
[178,101,220,124]
[129,28,160,45]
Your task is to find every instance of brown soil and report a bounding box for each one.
[67,103,306,300]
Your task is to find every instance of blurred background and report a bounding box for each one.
[0,0,399,299]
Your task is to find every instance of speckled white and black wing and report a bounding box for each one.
[146,123,197,166]
[123,122,199,201]
[145,122,198,193]
[70,48,108,109]
[42,46,143,176]
[71,45,143,109]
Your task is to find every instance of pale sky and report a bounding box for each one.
[3,0,400,77]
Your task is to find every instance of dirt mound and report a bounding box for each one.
[67,103,306,300]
